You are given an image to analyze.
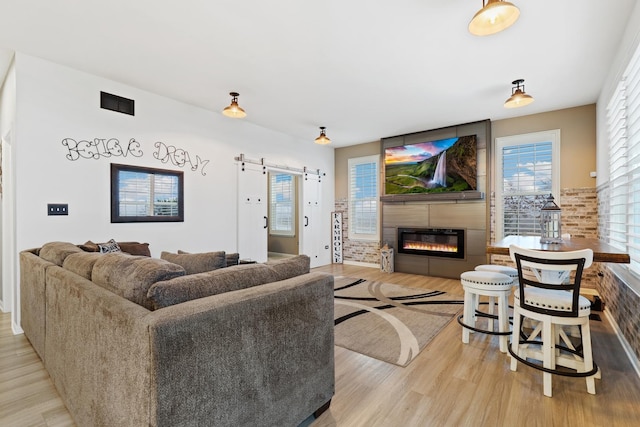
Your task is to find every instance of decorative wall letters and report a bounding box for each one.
[62,137,210,175]
[62,138,143,161]
[153,141,210,176]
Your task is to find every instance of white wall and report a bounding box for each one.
[596,1,640,184]
[1,56,16,315]
[10,53,334,330]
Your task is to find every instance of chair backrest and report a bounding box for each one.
[509,245,593,317]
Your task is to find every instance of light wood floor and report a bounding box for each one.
[2,264,640,426]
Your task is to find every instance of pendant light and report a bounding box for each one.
[222,92,246,118]
[314,127,331,145]
[504,79,534,108]
[469,0,520,36]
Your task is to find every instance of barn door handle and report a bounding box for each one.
[305,216,309,227]
[264,216,268,229]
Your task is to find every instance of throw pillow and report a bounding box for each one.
[117,242,151,257]
[98,239,121,253]
[160,251,226,275]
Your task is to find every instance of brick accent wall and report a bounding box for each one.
[490,187,599,288]
[335,199,380,265]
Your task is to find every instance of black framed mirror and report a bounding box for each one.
[111,163,184,223]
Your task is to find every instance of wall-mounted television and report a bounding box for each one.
[384,135,477,195]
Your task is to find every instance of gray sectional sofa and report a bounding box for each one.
[20,241,335,427]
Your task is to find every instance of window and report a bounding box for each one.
[495,130,560,239]
[605,43,640,275]
[348,155,379,241]
[111,163,184,222]
[269,172,296,236]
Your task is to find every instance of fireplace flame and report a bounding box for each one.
[403,241,458,252]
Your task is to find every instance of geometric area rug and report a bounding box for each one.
[334,277,463,367]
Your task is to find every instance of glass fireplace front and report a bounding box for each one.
[397,228,465,259]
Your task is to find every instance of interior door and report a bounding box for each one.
[237,162,268,263]
[301,173,322,268]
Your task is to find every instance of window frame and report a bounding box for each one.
[494,130,561,240]
[348,154,380,242]
[110,163,184,223]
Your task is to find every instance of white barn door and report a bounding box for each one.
[237,162,268,263]
[301,173,322,268]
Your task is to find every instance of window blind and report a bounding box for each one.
[269,173,295,236]
[501,142,553,236]
[606,42,640,275]
[348,156,379,240]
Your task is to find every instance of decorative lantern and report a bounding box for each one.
[539,194,562,244]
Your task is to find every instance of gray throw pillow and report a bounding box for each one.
[160,251,226,275]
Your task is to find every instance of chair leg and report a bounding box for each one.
[498,294,508,353]
[510,309,522,372]
[487,296,495,332]
[462,290,473,344]
[543,321,554,397]
[581,322,596,395]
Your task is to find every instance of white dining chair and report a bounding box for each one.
[508,244,599,397]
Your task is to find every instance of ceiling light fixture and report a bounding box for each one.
[222,92,246,118]
[469,0,520,36]
[504,79,534,108]
[314,126,331,145]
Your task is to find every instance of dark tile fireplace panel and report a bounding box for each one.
[398,228,465,259]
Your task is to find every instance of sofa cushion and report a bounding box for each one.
[62,252,104,280]
[39,241,84,266]
[160,251,226,275]
[147,263,277,309]
[176,250,239,268]
[266,255,310,281]
[92,253,186,310]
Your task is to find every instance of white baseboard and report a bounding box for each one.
[343,260,380,269]
[603,309,640,379]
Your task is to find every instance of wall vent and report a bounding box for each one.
[100,91,135,116]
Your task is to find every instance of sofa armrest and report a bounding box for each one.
[20,250,54,360]
[147,272,335,427]
[44,265,153,427]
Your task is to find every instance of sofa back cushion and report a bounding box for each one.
[39,241,84,266]
[160,251,226,274]
[266,255,310,281]
[92,253,186,310]
[62,252,104,280]
[147,263,277,309]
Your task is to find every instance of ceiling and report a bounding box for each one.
[0,0,635,147]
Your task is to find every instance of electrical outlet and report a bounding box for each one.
[48,204,69,216]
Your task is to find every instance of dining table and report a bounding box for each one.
[486,235,631,264]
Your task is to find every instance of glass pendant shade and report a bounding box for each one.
[469,0,520,36]
[222,92,246,118]
[315,127,331,145]
[504,79,534,108]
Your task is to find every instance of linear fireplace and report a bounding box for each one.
[397,228,465,259]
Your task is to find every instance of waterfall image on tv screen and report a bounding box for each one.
[384,135,477,194]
